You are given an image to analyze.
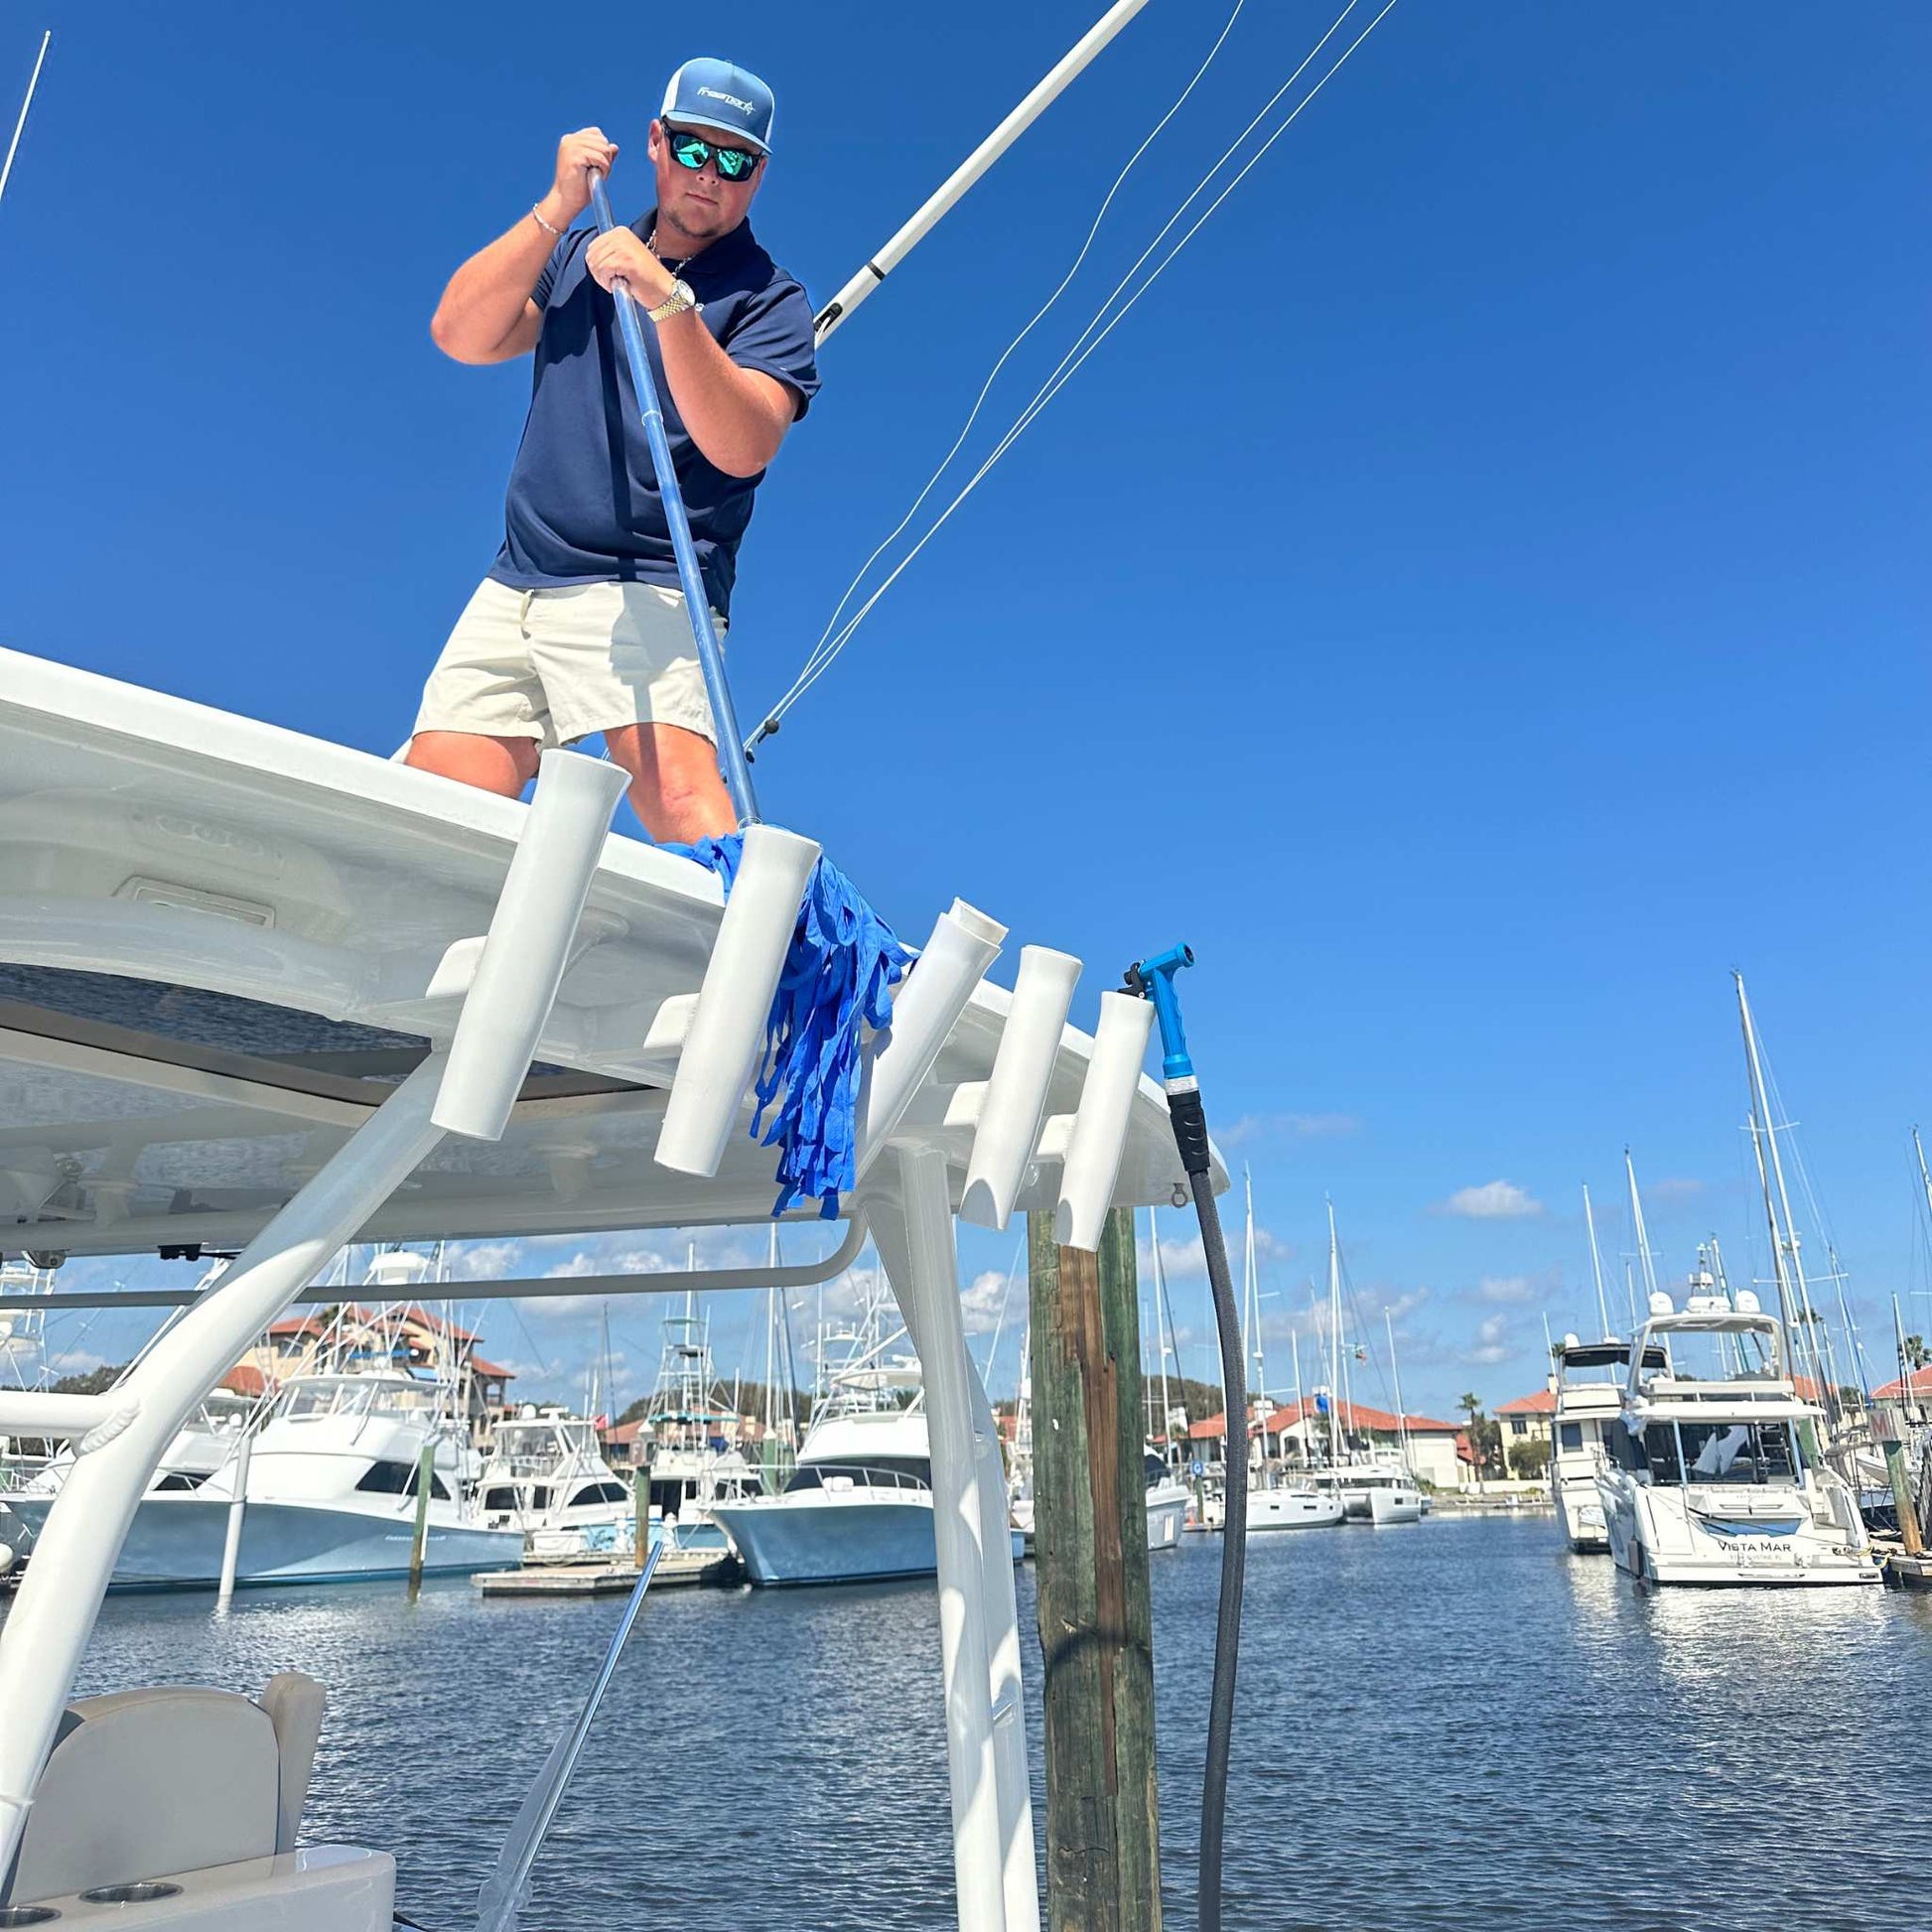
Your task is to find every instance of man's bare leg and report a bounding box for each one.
[404,731,541,797]
[605,722,738,843]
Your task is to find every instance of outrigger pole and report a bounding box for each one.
[0,31,52,210]
[813,0,1156,346]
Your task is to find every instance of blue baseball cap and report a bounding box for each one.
[660,58,776,157]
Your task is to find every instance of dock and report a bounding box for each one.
[474,1548,743,1597]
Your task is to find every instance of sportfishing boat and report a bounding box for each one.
[1547,1333,1663,1554]
[714,1380,946,1587]
[631,1292,764,1528]
[478,1405,636,1562]
[2,1368,520,1589]
[1595,1290,1880,1587]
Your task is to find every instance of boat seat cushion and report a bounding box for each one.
[7,1682,291,1905]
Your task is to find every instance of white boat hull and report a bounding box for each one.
[1555,1476,1609,1553]
[1146,1486,1188,1549]
[1597,1476,1880,1588]
[1245,1488,1344,1532]
[1368,1485,1423,1526]
[1,1493,520,1591]
[713,1491,1026,1587]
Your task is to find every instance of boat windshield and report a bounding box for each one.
[1639,1421,1801,1485]
[277,1377,438,1422]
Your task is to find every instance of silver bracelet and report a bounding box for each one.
[530,203,563,238]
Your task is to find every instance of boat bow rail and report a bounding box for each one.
[0,645,1216,1258]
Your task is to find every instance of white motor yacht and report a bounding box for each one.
[3,1370,520,1588]
[1547,1334,1664,1553]
[1596,1292,1880,1587]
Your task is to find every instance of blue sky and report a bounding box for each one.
[3,1,1926,1421]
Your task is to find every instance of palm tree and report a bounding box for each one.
[1457,1391,1487,1489]
[1905,1335,1929,1371]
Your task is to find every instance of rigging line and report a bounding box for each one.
[764,0,1360,725]
[760,0,1398,733]
[760,1,1352,726]
[753,0,1249,748]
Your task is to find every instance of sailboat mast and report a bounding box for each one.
[1582,1183,1613,1339]
[1291,1328,1307,1469]
[1385,1307,1412,1475]
[1151,1206,1175,1461]
[1243,1168,1268,1405]
[1326,1201,1344,1465]
[1735,972,1834,1424]
[1623,1150,1659,1301]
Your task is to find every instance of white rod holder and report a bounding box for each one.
[960,946,1080,1231]
[1054,992,1155,1252]
[655,824,821,1178]
[855,899,1007,1182]
[431,750,627,1143]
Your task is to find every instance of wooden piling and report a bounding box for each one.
[1029,1204,1161,1932]
[406,1441,436,1598]
[632,1465,650,1571]
[1885,1441,1924,1556]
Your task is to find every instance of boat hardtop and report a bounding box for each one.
[0,642,1204,1259]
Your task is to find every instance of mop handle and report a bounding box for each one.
[586,170,760,826]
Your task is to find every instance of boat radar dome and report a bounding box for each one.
[1647,1291,1674,1315]
[1734,1290,1761,1313]
[1562,1331,1581,1349]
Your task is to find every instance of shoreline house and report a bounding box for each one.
[1264,1396,1471,1492]
[1495,1387,1555,1475]
[1871,1366,1932,1437]
[1182,1399,1473,1492]
[229,1301,513,1443]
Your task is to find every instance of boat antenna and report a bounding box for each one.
[0,32,50,212]
[1582,1182,1613,1340]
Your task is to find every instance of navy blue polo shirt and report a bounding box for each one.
[488,211,819,619]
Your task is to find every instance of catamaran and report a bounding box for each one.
[1595,1287,1880,1587]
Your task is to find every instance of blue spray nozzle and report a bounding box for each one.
[1124,944,1196,1084]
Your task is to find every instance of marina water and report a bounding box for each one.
[47,1515,1918,1930]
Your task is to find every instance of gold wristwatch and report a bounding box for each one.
[646,278,698,323]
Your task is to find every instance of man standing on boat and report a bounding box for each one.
[407,59,817,840]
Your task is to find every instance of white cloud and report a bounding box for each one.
[959,1269,1017,1338]
[1463,1314,1513,1366]
[1475,1275,1536,1305]
[1140,1223,1290,1280]
[1439,1180,1544,1220]
[1650,1177,1707,1206]
[1220,1112,1362,1147]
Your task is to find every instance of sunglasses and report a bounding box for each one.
[665,127,761,183]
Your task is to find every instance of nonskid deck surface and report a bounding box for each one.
[0,645,1208,1256]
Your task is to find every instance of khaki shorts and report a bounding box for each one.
[412,578,724,749]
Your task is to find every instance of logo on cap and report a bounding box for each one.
[697,85,754,112]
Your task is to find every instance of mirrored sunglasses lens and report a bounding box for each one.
[671,135,710,170]
[716,148,755,180]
